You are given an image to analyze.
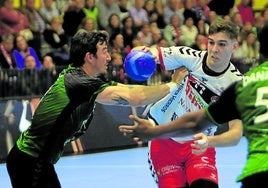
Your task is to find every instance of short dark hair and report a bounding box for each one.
[69,31,109,67]
[209,19,240,40]
[258,23,268,58]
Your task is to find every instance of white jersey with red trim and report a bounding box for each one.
[149,46,243,142]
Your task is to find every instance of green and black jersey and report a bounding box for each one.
[16,65,117,164]
[205,61,268,182]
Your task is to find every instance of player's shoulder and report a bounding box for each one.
[228,63,244,79]
[170,46,205,57]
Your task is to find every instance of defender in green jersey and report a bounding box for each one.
[6,31,185,188]
[119,24,268,188]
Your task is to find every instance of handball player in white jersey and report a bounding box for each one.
[132,19,244,188]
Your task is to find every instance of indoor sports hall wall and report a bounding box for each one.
[0,68,147,162]
[0,101,145,162]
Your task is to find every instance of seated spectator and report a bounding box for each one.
[20,0,47,59]
[196,18,209,36]
[24,54,37,69]
[42,55,58,85]
[83,0,99,29]
[150,27,163,47]
[13,34,42,70]
[0,34,17,69]
[78,17,98,33]
[190,33,207,51]
[0,0,29,36]
[129,0,149,30]
[183,0,198,25]
[194,0,210,22]
[118,0,130,21]
[121,16,138,50]
[109,32,128,58]
[21,54,41,113]
[232,31,259,73]
[62,0,86,39]
[236,0,255,25]
[137,23,153,46]
[97,0,121,30]
[163,14,184,46]
[144,0,165,29]
[43,16,69,65]
[40,0,60,24]
[180,16,198,46]
[107,13,121,35]
[107,52,127,83]
[163,0,184,26]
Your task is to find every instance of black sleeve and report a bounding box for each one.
[207,82,241,124]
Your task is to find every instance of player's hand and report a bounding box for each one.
[171,67,189,85]
[119,115,157,141]
[191,133,209,155]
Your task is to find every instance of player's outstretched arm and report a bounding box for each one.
[96,67,188,106]
[119,109,212,140]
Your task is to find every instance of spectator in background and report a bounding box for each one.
[0,34,17,69]
[20,0,47,60]
[232,31,259,74]
[42,55,58,85]
[183,0,198,26]
[136,23,153,46]
[254,14,265,34]
[107,52,128,83]
[196,18,209,36]
[150,27,163,48]
[97,0,121,30]
[163,14,184,46]
[109,32,128,58]
[231,12,243,31]
[0,0,29,36]
[194,0,210,22]
[163,0,184,26]
[129,0,149,30]
[190,33,207,51]
[42,55,56,69]
[118,0,130,21]
[24,54,37,69]
[40,0,60,24]
[21,55,41,113]
[13,34,42,70]
[121,16,138,50]
[78,17,98,33]
[261,7,268,25]
[236,0,255,25]
[107,13,121,35]
[144,0,165,29]
[180,16,198,46]
[43,16,69,65]
[62,0,86,39]
[83,0,99,29]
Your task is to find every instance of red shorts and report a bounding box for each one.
[148,139,218,188]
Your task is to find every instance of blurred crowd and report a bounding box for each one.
[0,0,267,88]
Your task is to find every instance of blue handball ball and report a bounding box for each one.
[124,50,156,81]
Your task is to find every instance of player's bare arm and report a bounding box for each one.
[119,109,211,140]
[96,67,188,106]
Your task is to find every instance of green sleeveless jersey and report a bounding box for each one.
[16,65,117,164]
[206,61,268,182]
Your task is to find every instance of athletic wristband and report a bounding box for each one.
[166,82,178,93]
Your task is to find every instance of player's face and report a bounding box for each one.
[207,32,238,72]
[93,43,111,74]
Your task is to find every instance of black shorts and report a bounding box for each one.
[6,144,61,188]
[241,171,268,188]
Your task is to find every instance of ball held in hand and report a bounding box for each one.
[124,50,156,81]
